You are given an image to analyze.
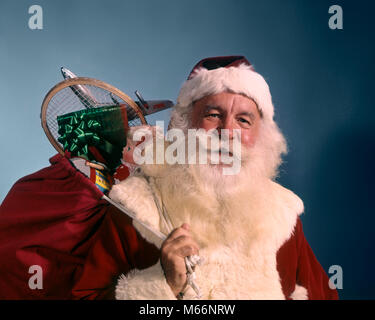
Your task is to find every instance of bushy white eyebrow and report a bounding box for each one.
[204,105,255,121]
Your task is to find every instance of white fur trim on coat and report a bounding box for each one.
[111,174,304,300]
[109,175,164,248]
[115,261,177,300]
[177,64,275,121]
[289,285,308,300]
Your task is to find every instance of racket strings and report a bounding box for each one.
[45,84,144,152]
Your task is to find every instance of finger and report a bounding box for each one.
[165,225,191,242]
[164,245,198,262]
[170,235,198,249]
[177,245,199,258]
[166,236,199,254]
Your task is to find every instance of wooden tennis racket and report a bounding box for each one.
[41,77,147,156]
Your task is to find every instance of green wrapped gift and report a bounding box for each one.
[57,105,128,171]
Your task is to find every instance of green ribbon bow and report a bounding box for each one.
[57,105,128,171]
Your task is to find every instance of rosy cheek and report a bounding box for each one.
[123,151,134,163]
[240,130,257,148]
[122,151,128,160]
[122,144,134,160]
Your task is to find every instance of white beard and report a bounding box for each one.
[111,121,304,300]
[136,119,290,250]
[147,136,277,251]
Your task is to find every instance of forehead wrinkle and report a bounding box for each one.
[204,105,223,112]
[197,93,261,119]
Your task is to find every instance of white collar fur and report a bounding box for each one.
[110,172,303,300]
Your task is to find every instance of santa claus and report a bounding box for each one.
[109,56,339,300]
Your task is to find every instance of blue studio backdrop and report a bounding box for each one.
[0,0,374,299]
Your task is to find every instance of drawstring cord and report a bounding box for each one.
[149,186,203,300]
[103,190,203,299]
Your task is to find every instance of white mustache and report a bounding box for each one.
[195,129,243,161]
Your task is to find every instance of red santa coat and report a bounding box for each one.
[0,154,156,299]
[0,154,337,299]
[72,212,338,300]
[108,173,339,300]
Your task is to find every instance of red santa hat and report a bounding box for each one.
[176,55,275,121]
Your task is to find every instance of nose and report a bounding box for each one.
[217,115,234,140]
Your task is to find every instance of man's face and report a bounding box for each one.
[191,92,261,149]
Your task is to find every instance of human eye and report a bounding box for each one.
[237,117,251,125]
[204,111,222,119]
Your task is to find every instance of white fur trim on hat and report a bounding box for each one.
[176,64,275,121]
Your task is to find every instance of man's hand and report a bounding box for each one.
[160,223,199,297]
